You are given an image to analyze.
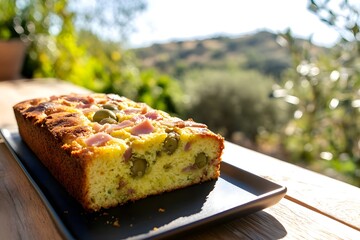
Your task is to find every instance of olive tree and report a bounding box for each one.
[272,0,360,186]
[182,69,290,144]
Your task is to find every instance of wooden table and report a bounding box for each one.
[1,79,360,239]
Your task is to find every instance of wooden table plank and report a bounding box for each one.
[1,141,359,240]
[0,143,62,240]
[224,141,360,230]
[187,198,360,240]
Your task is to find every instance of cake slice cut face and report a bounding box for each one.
[13,93,224,211]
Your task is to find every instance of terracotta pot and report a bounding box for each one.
[0,40,27,81]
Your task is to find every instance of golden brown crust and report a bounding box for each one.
[45,112,92,143]
[13,109,89,206]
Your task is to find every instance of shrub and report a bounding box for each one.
[181,69,290,142]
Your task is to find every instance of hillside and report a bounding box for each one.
[133,31,324,80]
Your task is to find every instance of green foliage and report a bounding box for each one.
[308,0,360,42]
[0,0,69,44]
[0,0,32,40]
[32,30,181,115]
[181,68,290,141]
[1,0,181,114]
[272,0,360,186]
[137,70,183,114]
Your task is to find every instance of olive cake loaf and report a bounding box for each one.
[13,93,224,211]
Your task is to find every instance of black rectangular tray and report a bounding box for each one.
[0,128,286,240]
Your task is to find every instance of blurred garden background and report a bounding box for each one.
[1,0,360,187]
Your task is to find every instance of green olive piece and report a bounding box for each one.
[99,117,118,125]
[93,109,117,123]
[163,132,180,155]
[195,152,208,168]
[130,157,148,178]
[163,163,172,170]
[102,104,118,110]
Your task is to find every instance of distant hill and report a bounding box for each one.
[133,31,324,80]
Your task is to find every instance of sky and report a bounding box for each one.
[128,0,342,48]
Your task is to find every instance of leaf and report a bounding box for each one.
[350,24,360,36]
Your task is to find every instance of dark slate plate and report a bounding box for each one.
[0,128,286,240]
